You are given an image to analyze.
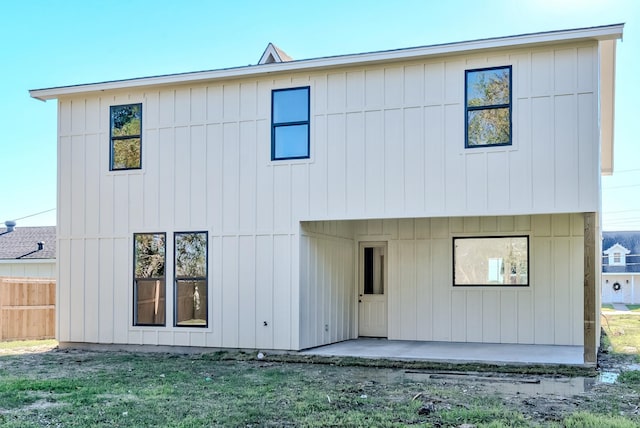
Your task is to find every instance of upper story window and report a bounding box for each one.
[110,103,142,170]
[465,66,511,148]
[271,87,310,160]
[613,253,621,264]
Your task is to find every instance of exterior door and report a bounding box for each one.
[358,242,388,337]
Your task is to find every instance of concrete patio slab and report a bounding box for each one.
[301,338,584,365]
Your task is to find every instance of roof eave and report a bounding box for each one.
[600,38,617,176]
[29,24,624,101]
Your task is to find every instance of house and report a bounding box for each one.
[602,231,640,304]
[0,222,56,278]
[29,24,623,365]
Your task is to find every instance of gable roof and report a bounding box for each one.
[0,226,56,260]
[603,231,640,273]
[603,242,631,255]
[29,24,622,101]
[258,43,293,64]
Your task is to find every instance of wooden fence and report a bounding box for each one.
[0,277,55,341]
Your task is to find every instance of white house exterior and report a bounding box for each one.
[30,24,623,364]
[602,231,640,304]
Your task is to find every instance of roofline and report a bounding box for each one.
[30,24,623,101]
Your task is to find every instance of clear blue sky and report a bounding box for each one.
[1,0,638,229]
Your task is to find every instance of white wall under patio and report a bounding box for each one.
[300,221,356,349]
[300,214,585,350]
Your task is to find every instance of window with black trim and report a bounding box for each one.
[465,66,511,148]
[271,87,310,160]
[110,103,142,170]
[175,232,208,327]
[453,236,528,286]
[134,233,166,325]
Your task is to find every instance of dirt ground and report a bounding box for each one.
[1,342,640,426]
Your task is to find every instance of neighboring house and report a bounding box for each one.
[0,223,56,278]
[602,231,640,304]
[30,24,623,365]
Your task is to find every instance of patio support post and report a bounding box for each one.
[583,212,598,364]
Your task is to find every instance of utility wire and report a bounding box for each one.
[8,208,56,222]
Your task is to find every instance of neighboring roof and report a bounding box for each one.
[603,231,640,273]
[29,24,623,101]
[603,242,631,255]
[0,226,56,260]
[258,43,293,65]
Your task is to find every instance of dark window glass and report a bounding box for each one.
[110,104,142,170]
[175,232,208,327]
[272,87,310,160]
[134,233,166,325]
[465,67,511,148]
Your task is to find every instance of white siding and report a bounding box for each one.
[602,275,640,304]
[56,40,599,350]
[367,214,583,346]
[300,222,355,349]
[0,261,56,278]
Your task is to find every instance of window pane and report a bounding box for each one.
[176,280,207,326]
[112,137,141,169]
[466,68,510,107]
[274,124,309,158]
[175,232,207,278]
[363,247,384,295]
[454,237,528,286]
[111,104,141,136]
[135,234,165,278]
[467,108,510,147]
[273,88,309,123]
[135,279,166,325]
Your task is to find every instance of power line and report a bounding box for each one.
[603,184,640,190]
[7,208,56,222]
[611,168,640,174]
[604,209,640,214]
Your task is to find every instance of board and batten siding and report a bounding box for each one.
[300,221,356,349]
[56,41,597,349]
[300,214,584,349]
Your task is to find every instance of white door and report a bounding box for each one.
[358,242,387,337]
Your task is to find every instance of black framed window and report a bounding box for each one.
[174,232,208,327]
[465,66,511,148]
[134,233,166,326]
[453,236,528,286]
[110,103,142,170]
[271,87,310,160]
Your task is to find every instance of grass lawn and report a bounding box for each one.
[0,343,639,427]
[601,313,640,353]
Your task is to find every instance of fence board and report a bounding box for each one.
[0,277,55,341]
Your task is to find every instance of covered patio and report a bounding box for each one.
[301,338,585,366]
